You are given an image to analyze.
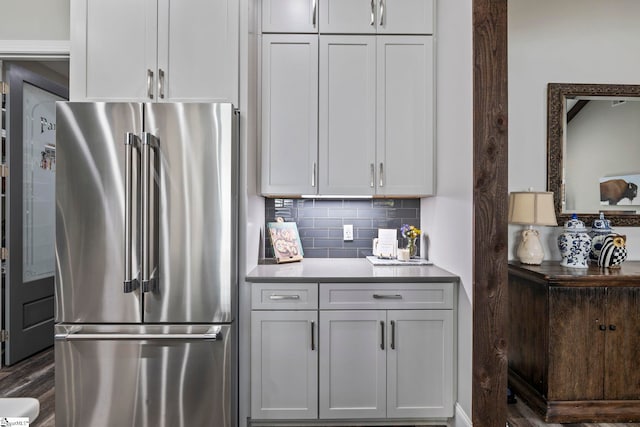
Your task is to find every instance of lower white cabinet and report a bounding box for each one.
[250,281,455,422]
[319,309,454,419]
[251,310,318,419]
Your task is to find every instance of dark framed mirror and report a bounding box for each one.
[547,82,640,227]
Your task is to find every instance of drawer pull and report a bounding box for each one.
[269,294,301,300]
[373,294,403,299]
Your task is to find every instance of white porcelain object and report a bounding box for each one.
[589,213,613,263]
[0,397,39,422]
[517,228,545,265]
[558,214,592,268]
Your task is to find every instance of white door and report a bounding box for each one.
[319,0,376,34]
[386,310,454,418]
[262,0,319,33]
[376,0,434,34]
[158,0,238,104]
[261,35,318,196]
[319,36,376,196]
[376,36,434,196]
[319,310,386,419]
[251,311,318,419]
[70,0,157,101]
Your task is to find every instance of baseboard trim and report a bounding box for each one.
[454,403,472,427]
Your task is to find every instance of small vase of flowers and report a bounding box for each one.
[400,224,421,258]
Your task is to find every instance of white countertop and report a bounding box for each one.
[245,258,459,283]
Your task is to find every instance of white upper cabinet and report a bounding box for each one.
[262,0,319,33]
[319,0,433,34]
[376,36,434,196]
[70,0,238,104]
[261,34,318,196]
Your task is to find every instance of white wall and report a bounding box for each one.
[421,0,473,421]
[508,0,640,261]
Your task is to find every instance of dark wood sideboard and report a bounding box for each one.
[508,261,640,423]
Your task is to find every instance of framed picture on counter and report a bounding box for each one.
[267,218,304,264]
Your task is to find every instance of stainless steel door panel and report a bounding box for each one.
[55,102,143,323]
[143,103,238,323]
[55,323,233,427]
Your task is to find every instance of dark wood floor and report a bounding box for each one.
[3,348,640,427]
[0,346,54,427]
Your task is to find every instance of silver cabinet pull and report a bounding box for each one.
[370,163,375,187]
[312,162,317,187]
[312,0,317,27]
[379,162,384,187]
[147,69,154,99]
[142,132,160,293]
[268,294,301,300]
[379,0,385,26]
[390,320,395,350]
[373,294,402,299]
[370,0,375,26]
[158,68,165,99]
[124,133,140,293]
[311,321,316,350]
[380,321,385,350]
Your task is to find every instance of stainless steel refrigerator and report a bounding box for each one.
[54,102,238,427]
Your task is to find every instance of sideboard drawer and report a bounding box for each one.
[319,282,454,310]
[252,283,318,310]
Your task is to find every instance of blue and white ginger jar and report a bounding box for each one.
[589,213,613,264]
[557,214,592,269]
[598,234,627,268]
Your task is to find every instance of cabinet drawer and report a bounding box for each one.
[252,283,318,310]
[319,282,453,310]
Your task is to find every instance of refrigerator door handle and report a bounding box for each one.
[55,326,223,341]
[124,133,140,293]
[142,132,160,293]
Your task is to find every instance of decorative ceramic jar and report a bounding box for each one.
[589,213,613,264]
[557,214,592,268]
[598,234,628,268]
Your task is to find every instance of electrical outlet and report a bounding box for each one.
[343,224,354,241]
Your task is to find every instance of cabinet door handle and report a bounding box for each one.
[609,324,617,331]
[268,294,301,300]
[311,321,316,350]
[379,162,384,187]
[380,321,385,350]
[390,320,395,350]
[312,0,317,27]
[158,68,165,99]
[370,0,375,26]
[599,324,607,331]
[379,0,385,26]
[370,163,375,188]
[373,294,402,299]
[312,162,316,187]
[147,69,154,99]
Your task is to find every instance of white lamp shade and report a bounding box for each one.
[508,191,558,226]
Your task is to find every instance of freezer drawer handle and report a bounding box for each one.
[55,329,222,342]
[124,133,141,293]
[142,133,160,293]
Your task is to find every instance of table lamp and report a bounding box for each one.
[508,190,558,265]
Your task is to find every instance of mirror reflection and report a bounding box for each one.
[547,83,640,226]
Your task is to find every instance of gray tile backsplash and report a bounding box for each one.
[265,198,420,259]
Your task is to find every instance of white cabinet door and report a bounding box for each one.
[386,310,454,418]
[251,311,318,419]
[262,0,318,33]
[376,36,434,196]
[320,0,433,34]
[157,0,238,104]
[319,36,376,196]
[70,0,157,101]
[319,310,386,419]
[261,35,318,196]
